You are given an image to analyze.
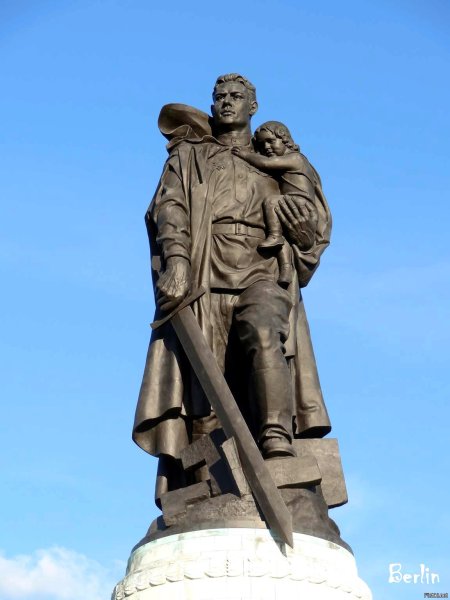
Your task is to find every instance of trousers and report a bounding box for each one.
[193,279,294,445]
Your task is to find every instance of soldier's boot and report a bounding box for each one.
[250,367,296,459]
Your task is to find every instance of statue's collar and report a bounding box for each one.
[166,131,252,153]
[215,131,251,146]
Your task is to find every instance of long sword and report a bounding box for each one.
[152,288,293,547]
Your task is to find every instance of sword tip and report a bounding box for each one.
[268,512,293,548]
[279,528,294,548]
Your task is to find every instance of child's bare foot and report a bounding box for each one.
[278,263,293,288]
[259,234,284,250]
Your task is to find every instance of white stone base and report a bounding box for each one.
[112,528,372,600]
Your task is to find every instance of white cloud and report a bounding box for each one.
[0,547,124,600]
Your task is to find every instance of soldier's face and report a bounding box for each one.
[212,82,256,128]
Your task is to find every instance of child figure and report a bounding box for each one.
[232,121,310,287]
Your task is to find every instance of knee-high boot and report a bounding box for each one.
[250,367,296,458]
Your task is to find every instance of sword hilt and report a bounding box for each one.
[151,286,206,330]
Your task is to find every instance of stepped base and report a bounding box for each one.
[112,528,372,599]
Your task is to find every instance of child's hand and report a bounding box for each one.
[231,146,250,159]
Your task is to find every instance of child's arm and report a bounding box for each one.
[231,146,301,172]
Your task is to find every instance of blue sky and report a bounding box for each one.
[1,1,449,598]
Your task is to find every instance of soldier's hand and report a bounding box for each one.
[156,257,191,313]
[275,195,318,250]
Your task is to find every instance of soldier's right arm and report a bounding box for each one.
[150,150,192,312]
[152,152,191,265]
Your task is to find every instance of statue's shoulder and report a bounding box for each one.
[158,103,214,161]
[166,139,208,167]
[298,153,322,186]
[296,152,312,171]
[159,103,212,142]
[166,139,191,155]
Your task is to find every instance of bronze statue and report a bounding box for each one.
[133,73,333,511]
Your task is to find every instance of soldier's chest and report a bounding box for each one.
[207,152,278,214]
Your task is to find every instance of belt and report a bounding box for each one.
[211,223,266,239]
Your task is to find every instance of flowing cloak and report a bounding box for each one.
[133,105,332,498]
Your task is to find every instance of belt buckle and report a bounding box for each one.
[235,223,245,236]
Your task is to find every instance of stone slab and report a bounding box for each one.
[265,455,322,488]
[221,437,252,497]
[160,481,210,526]
[180,429,232,496]
[293,438,348,508]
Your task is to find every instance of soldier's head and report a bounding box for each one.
[211,73,258,131]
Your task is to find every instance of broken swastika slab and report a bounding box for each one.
[293,438,348,508]
[160,481,210,526]
[180,430,233,496]
[265,455,322,488]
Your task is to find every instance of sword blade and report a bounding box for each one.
[171,305,293,547]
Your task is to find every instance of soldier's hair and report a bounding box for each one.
[213,73,257,104]
[254,121,300,152]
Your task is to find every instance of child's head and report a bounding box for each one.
[253,121,299,157]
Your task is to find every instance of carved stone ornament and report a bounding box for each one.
[112,529,372,600]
